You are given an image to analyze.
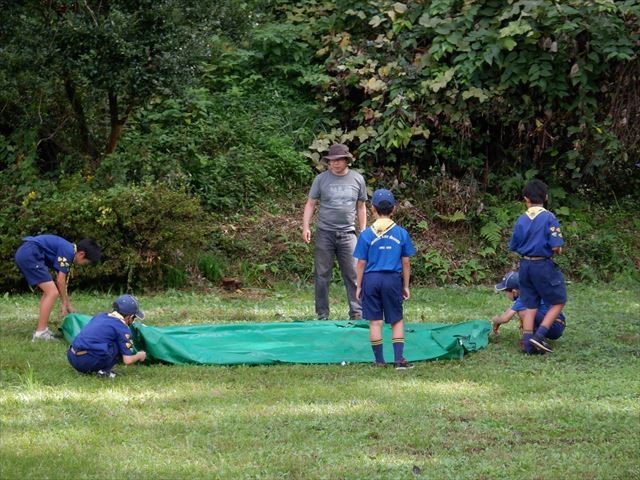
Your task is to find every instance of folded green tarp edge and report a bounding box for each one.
[61,313,491,366]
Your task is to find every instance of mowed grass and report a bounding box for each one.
[1,283,638,480]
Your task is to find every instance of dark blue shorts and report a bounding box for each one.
[14,242,53,286]
[534,312,565,340]
[361,271,403,324]
[67,348,117,373]
[519,259,567,308]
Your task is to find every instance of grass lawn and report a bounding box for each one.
[1,283,639,479]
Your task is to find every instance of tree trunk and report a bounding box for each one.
[105,90,131,155]
[63,75,98,163]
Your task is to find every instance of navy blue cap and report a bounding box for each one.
[372,189,396,208]
[113,294,144,319]
[495,271,519,291]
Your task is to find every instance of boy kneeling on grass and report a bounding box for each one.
[492,271,566,352]
[353,189,416,369]
[67,295,147,378]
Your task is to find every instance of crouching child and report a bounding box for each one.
[67,295,147,378]
[492,271,566,351]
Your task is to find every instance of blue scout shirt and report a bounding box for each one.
[71,312,135,359]
[512,297,566,323]
[22,234,76,274]
[353,221,416,273]
[509,207,564,257]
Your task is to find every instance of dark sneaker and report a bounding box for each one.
[394,360,414,370]
[529,336,553,353]
[96,370,117,379]
[351,313,362,320]
[372,362,387,368]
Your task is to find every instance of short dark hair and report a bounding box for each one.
[374,201,394,215]
[522,179,548,204]
[77,238,101,263]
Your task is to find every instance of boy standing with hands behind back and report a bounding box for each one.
[354,189,416,369]
[509,180,567,354]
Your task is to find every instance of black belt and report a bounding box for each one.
[522,256,548,261]
[69,347,88,356]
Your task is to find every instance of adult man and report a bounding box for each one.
[302,143,367,320]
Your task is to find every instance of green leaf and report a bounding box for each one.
[501,37,517,51]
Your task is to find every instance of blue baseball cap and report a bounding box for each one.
[495,271,519,291]
[372,189,396,208]
[113,294,144,319]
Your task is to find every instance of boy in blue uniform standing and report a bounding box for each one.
[492,271,566,350]
[509,180,567,354]
[14,234,101,341]
[67,294,147,378]
[353,189,416,369]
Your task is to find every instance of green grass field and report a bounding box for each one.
[1,283,639,479]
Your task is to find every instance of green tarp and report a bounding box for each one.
[61,314,491,365]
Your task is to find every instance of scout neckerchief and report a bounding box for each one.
[525,206,547,220]
[371,218,395,238]
[108,311,129,327]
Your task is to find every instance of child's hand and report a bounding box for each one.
[356,287,362,301]
[403,287,410,300]
[60,303,75,316]
[491,316,501,335]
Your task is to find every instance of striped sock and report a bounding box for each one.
[392,337,404,363]
[371,339,384,364]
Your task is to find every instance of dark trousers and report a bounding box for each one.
[314,229,361,319]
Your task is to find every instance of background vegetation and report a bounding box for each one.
[1,0,638,292]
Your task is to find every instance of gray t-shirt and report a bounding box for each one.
[308,170,367,232]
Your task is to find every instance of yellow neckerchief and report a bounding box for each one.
[108,311,129,327]
[525,206,547,220]
[371,218,396,237]
[67,243,78,287]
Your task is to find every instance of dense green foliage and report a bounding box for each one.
[266,0,639,195]
[0,0,251,163]
[0,176,210,290]
[0,0,638,291]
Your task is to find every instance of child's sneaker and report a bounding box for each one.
[372,362,387,368]
[394,360,414,370]
[529,336,553,353]
[96,370,117,379]
[31,328,58,342]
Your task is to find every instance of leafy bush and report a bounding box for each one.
[97,87,316,211]
[0,177,211,291]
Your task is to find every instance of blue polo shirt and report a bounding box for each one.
[71,312,135,359]
[509,207,564,257]
[512,297,566,323]
[353,223,416,272]
[22,234,76,274]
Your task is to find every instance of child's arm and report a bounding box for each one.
[401,257,410,300]
[55,271,74,316]
[491,308,517,334]
[123,351,147,365]
[355,259,366,300]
